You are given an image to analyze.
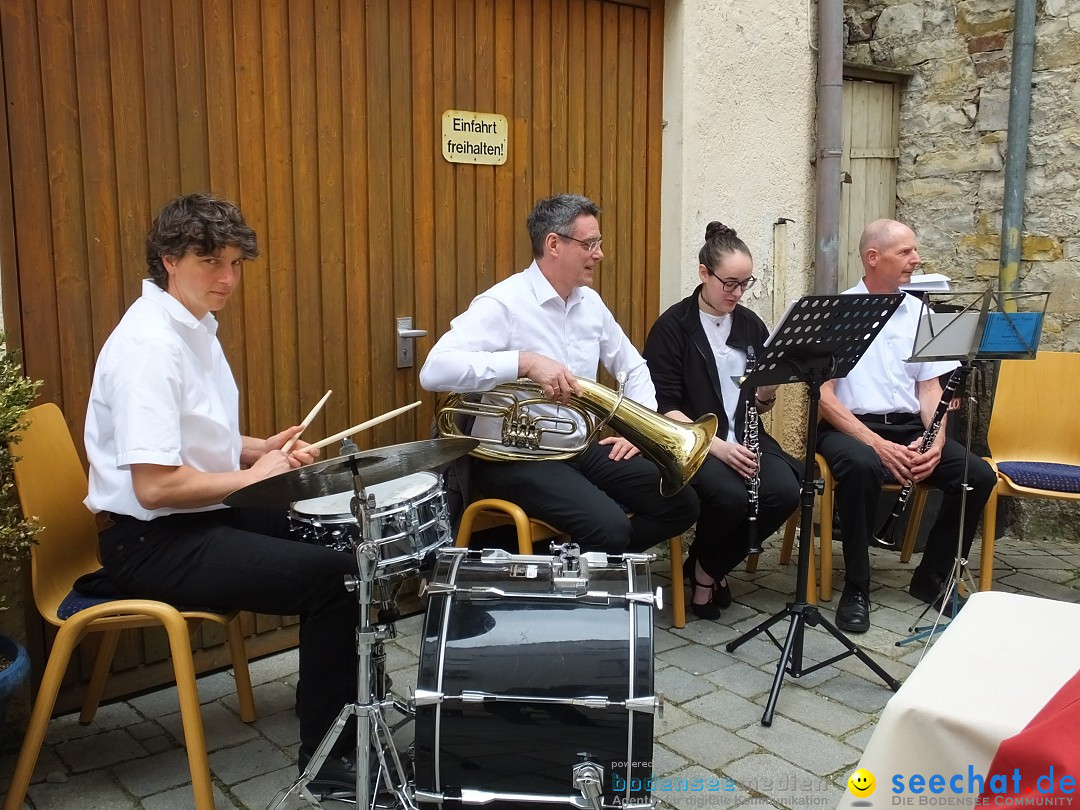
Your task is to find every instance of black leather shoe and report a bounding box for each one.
[298,747,358,797]
[835,583,870,633]
[909,567,966,618]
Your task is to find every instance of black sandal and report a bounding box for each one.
[685,550,722,620]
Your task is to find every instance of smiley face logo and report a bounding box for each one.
[848,768,876,798]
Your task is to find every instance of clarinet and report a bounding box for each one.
[743,347,763,555]
[872,366,966,548]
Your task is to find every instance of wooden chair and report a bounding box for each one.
[2,403,256,810]
[767,454,929,601]
[454,498,688,628]
[980,351,1080,591]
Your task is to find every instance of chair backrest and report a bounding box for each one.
[10,403,103,624]
[988,351,1080,465]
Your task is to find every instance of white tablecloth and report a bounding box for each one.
[837,591,1080,808]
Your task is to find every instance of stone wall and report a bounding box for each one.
[845,0,1080,351]
[844,0,1080,542]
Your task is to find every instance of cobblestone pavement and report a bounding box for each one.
[3,533,1078,810]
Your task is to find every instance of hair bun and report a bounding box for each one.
[705,221,737,241]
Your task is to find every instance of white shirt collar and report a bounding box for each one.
[141,278,220,337]
[525,261,583,309]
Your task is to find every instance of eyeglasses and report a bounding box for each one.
[708,272,756,292]
[557,233,603,253]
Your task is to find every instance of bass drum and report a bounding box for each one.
[414,548,658,809]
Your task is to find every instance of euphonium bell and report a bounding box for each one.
[435,377,717,496]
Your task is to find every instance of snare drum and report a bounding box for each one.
[413,548,659,809]
[289,471,451,575]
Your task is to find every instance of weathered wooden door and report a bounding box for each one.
[0,0,665,708]
[840,75,901,289]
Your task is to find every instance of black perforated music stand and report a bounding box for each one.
[725,294,905,726]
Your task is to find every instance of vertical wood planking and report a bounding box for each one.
[566,0,586,195]
[288,0,324,435]
[73,0,122,364]
[0,0,669,700]
[512,0,532,266]
[643,0,663,328]
[598,3,618,305]
[614,5,634,330]
[630,7,648,342]
[234,0,274,436]
[341,0,372,442]
[582,3,602,216]
[453,0,477,318]
[171,0,210,191]
[548,0,568,194]
[0,17,20,343]
[140,0,181,206]
[204,0,247,418]
[39,0,90,419]
[107,0,151,319]
[315,0,348,443]
[411,0,438,420]
[531,0,550,200]
[431,1,457,340]
[473,0,495,298]
[261,0,298,432]
[389,6,416,440]
[492,0,515,281]
[364,1,394,447]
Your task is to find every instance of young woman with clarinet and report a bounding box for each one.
[644,222,800,620]
[817,219,996,633]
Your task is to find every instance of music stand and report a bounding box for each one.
[896,289,1048,647]
[725,294,904,726]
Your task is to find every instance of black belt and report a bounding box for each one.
[108,512,136,523]
[856,412,921,426]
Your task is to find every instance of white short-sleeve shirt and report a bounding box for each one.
[84,280,241,519]
[831,280,958,415]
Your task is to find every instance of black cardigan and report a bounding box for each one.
[643,285,786,458]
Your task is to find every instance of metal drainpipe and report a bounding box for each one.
[998,0,1036,311]
[814,0,844,295]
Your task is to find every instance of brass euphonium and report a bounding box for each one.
[435,377,717,496]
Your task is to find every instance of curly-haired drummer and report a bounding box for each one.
[84,193,359,796]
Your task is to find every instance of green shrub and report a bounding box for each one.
[0,332,42,604]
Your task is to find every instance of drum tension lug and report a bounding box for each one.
[572,761,605,810]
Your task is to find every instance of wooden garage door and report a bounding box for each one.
[0,0,665,708]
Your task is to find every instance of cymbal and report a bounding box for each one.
[223,437,478,509]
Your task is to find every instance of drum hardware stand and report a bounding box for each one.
[724,294,906,726]
[267,466,417,810]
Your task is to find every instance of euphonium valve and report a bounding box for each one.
[436,377,717,496]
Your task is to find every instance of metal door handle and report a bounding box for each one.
[396,317,428,368]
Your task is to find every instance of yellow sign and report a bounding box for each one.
[442,110,508,165]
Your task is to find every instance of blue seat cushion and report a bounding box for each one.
[998,461,1080,494]
[57,591,117,620]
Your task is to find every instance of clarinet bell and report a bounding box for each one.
[871,535,901,551]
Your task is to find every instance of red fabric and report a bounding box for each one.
[981,667,1080,801]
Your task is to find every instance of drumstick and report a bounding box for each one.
[304,400,422,452]
[282,389,333,452]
